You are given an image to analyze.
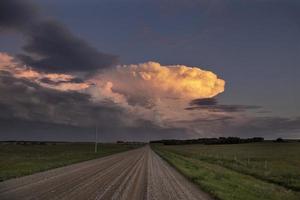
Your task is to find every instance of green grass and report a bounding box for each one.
[0,143,142,182]
[152,142,300,200]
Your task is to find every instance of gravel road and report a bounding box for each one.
[0,145,212,200]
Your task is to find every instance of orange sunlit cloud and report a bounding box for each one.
[0,53,90,91]
[87,62,226,128]
[90,61,225,102]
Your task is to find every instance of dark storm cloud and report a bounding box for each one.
[204,105,261,113]
[190,98,217,106]
[0,70,187,141]
[0,0,118,73]
[186,98,261,112]
[0,0,37,29]
[0,71,124,127]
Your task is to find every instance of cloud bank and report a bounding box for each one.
[0,0,118,73]
[1,52,300,141]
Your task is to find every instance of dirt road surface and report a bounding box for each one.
[0,145,212,200]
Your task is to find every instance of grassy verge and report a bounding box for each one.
[153,142,300,190]
[152,143,300,200]
[0,143,142,181]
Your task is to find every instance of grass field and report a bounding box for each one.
[0,142,142,182]
[152,142,300,200]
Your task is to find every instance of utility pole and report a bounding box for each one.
[95,125,98,153]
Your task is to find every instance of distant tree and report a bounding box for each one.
[150,137,265,145]
[274,138,284,143]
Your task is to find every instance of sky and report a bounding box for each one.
[0,0,299,141]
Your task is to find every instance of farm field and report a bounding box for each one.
[0,142,142,182]
[152,142,300,200]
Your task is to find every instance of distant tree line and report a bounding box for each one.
[0,141,147,145]
[273,137,297,143]
[116,141,146,145]
[0,141,80,145]
[150,137,264,145]
[0,141,53,145]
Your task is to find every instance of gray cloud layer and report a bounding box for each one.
[0,0,118,73]
[215,116,300,139]
[0,71,186,142]
[0,71,123,127]
[0,67,299,141]
[0,65,183,141]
